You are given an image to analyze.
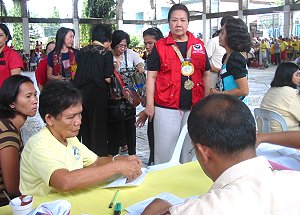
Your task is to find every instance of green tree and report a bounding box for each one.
[80,0,116,46]
[50,6,60,18]
[129,35,142,48]
[9,0,23,50]
[272,0,284,6]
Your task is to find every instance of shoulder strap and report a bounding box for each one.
[124,50,128,69]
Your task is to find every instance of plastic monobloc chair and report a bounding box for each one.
[147,123,188,172]
[254,108,288,133]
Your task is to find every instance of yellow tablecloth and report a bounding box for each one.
[0,161,212,215]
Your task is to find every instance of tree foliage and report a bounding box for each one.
[10,0,23,50]
[272,0,284,6]
[80,0,116,46]
[129,35,142,48]
[50,6,60,18]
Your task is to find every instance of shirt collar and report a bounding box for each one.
[165,31,194,45]
[0,45,9,53]
[210,156,272,191]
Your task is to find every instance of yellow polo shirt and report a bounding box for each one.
[280,41,287,52]
[20,127,97,196]
[259,43,268,53]
[293,40,300,51]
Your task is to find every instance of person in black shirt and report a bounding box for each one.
[73,24,114,156]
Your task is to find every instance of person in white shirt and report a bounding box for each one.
[206,30,226,88]
[142,94,300,215]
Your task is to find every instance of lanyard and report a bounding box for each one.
[171,44,195,90]
[171,44,193,63]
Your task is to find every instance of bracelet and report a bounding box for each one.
[112,154,120,162]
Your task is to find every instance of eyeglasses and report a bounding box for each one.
[117,44,127,49]
[188,145,196,155]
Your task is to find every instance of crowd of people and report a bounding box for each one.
[249,36,300,68]
[1,3,300,214]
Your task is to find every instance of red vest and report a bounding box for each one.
[154,31,207,108]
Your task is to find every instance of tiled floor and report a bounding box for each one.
[21,65,276,165]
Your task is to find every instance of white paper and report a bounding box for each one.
[125,192,185,215]
[256,143,300,170]
[102,168,147,188]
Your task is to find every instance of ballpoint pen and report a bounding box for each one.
[109,190,120,208]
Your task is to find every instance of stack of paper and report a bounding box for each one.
[125,192,185,215]
[102,168,147,188]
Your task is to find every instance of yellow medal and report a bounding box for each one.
[181,61,195,76]
[172,45,195,90]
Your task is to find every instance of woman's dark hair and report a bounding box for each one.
[45,41,55,50]
[92,24,112,43]
[0,23,12,44]
[111,30,130,49]
[224,17,252,52]
[39,80,82,122]
[271,62,299,89]
[0,75,33,118]
[220,15,234,27]
[168,3,190,22]
[212,30,221,38]
[54,27,75,54]
[143,27,164,41]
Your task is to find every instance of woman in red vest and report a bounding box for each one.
[145,4,211,164]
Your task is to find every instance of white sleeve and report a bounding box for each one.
[129,49,144,66]
[205,38,216,59]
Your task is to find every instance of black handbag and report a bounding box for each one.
[107,99,134,122]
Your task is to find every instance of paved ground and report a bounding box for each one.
[21,65,277,165]
[135,65,276,164]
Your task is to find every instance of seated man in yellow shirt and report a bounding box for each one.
[20,80,142,196]
[142,94,300,215]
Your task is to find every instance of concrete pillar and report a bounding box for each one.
[118,20,124,30]
[116,0,124,30]
[202,0,210,44]
[202,14,207,43]
[21,0,30,54]
[72,0,80,48]
[73,18,80,48]
[238,0,248,22]
[283,4,291,38]
[238,10,243,19]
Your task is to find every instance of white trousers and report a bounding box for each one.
[153,106,194,164]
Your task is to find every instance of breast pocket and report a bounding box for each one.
[192,54,205,71]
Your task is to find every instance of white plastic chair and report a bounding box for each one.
[147,124,188,172]
[254,108,288,133]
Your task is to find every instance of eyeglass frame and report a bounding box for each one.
[116,43,127,49]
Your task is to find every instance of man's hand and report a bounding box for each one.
[142,198,172,215]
